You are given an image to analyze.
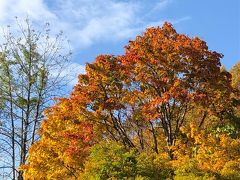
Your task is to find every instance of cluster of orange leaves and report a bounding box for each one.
[21,22,239,179]
[172,123,240,179]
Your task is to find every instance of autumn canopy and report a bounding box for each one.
[21,22,240,179]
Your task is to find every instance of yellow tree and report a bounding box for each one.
[230,61,240,121]
[21,98,95,179]
[172,122,240,179]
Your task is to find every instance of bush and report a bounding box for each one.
[81,141,173,179]
[81,141,137,179]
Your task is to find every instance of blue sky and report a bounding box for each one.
[0,0,239,80]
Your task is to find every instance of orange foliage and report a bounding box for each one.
[21,98,95,179]
[22,22,238,179]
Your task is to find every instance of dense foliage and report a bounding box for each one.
[21,22,240,179]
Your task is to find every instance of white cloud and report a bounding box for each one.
[0,0,191,88]
[48,0,139,48]
[0,0,139,49]
[50,63,86,86]
[153,0,172,11]
[0,0,185,50]
[64,63,86,86]
[0,0,56,23]
[145,16,191,28]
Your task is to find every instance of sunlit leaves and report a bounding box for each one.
[21,98,95,179]
[22,22,239,179]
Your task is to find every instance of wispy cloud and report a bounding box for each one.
[0,0,191,85]
[153,0,172,12]
[0,0,56,23]
[0,0,190,50]
[0,0,139,49]
[50,62,86,86]
[145,16,191,28]
[63,63,86,86]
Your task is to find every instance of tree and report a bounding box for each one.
[81,141,172,179]
[20,98,94,179]
[172,122,240,179]
[81,141,138,179]
[77,23,232,158]
[230,61,240,91]
[121,22,232,157]
[0,18,71,180]
[23,22,237,179]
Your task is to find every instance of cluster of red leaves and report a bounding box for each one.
[22,22,236,179]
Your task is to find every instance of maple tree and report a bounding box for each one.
[120,22,232,157]
[21,98,95,179]
[21,22,239,179]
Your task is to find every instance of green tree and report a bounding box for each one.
[81,141,138,180]
[0,18,71,180]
